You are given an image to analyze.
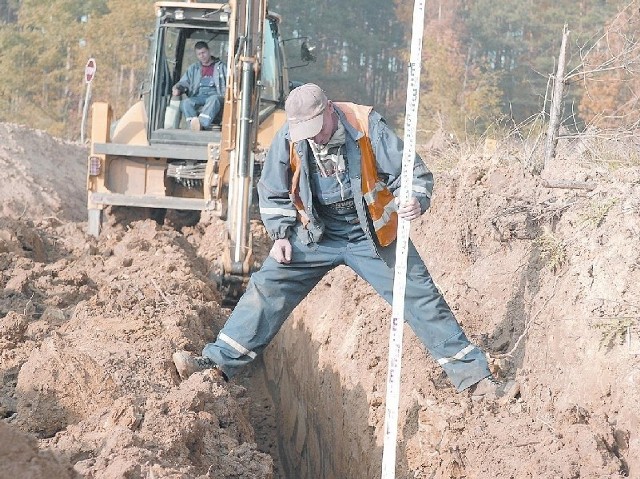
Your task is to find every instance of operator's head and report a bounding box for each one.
[285,83,336,144]
[194,41,212,64]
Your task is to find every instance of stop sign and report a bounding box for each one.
[85,58,97,83]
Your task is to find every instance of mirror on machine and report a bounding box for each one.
[281,35,316,70]
[301,40,316,63]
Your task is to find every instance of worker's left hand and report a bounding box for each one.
[396,196,421,221]
[269,238,292,264]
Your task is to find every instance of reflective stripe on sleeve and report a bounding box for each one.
[437,344,476,365]
[259,207,297,217]
[219,333,257,359]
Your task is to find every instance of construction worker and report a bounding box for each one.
[173,83,500,396]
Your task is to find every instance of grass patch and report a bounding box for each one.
[580,198,618,228]
[534,233,568,273]
[591,317,637,350]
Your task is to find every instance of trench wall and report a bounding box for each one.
[263,313,381,478]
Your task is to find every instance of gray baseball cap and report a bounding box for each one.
[285,83,328,142]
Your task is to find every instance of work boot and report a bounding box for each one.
[189,117,201,131]
[172,350,224,381]
[470,375,503,400]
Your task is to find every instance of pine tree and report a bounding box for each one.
[464,0,627,126]
[273,0,405,122]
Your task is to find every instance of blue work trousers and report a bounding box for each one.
[204,233,491,391]
[181,93,223,128]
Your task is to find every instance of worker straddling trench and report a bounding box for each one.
[173,83,502,399]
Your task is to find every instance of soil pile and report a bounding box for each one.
[1,122,639,478]
[0,123,274,477]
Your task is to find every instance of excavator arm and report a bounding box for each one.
[214,0,267,301]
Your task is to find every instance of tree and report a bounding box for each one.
[576,2,640,128]
[463,0,626,125]
[0,0,111,136]
[273,0,405,123]
[0,0,152,138]
[83,0,154,121]
[413,1,502,138]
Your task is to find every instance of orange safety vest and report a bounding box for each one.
[289,141,311,227]
[289,102,397,246]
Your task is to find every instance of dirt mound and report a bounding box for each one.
[1,121,639,478]
[0,421,78,479]
[0,123,87,222]
[1,210,273,476]
[0,121,275,477]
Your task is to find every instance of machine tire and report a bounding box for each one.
[88,208,103,237]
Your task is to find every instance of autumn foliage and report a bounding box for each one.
[577,5,640,128]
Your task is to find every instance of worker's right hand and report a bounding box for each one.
[269,238,292,264]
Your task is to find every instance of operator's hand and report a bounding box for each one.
[396,196,422,222]
[269,238,292,264]
[171,86,181,97]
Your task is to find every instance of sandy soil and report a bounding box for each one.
[1,122,639,478]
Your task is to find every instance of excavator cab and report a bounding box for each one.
[148,13,231,136]
[159,29,229,130]
[87,0,296,299]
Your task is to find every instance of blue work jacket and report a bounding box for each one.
[257,105,434,267]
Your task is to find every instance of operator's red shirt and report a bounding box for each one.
[201,64,214,77]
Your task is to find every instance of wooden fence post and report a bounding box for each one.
[541,24,570,173]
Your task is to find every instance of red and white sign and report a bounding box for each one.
[85,58,97,83]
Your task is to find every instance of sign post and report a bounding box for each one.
[81,58,97,143]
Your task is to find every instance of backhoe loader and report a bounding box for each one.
[87,0,307,299]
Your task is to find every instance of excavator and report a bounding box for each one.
[86,0,311,300]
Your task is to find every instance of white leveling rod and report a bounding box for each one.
[381,0,425,477]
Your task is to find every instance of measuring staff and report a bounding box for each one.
[380,0,425,476]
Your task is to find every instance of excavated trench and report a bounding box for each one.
[245,319,382,479]
[264,323,382,478]
[237,261,404,479]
